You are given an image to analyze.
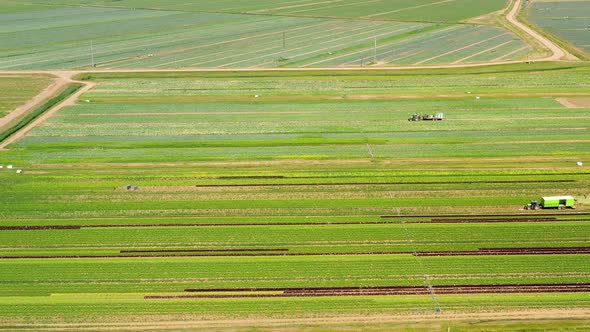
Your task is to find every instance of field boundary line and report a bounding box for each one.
[281,0,383,16]
[151,20,335,68]
[211,22,394,68]
[155,23,354,68]
[492,45,530,61]
[300,25,430,67]
[452,40,515,64]
[363,0,455,19]
[414,33,508,65]
[247,23,403,68]
[247,0,344,14]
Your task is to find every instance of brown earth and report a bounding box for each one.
[557,97,590,108]
[141,283,590,299]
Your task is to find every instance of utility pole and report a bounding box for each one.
[373,35,377,63]
[90,40,95,67]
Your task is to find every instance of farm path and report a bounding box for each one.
[506,0,570,61]
[7,308,590,331]
[0,74,66,129]
[0,72,96,149]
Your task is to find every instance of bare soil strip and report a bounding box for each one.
[3,247,589,260]
[120,248,289,253]
[2,218,588,231]
[143,283,590,299]
[557,97,590,108]
[414,247,590,256]
[0,221,400,231]
[0,226,82,230]
[194,179,576,188]
[382,212,590,218]
[426,218,590,223]
[0,252,408,259]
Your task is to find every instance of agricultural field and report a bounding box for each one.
[0,1,531,69]
[527,0,590,57]
[24,0,508,22]
[0,63,589,329]
[0,75,54,118]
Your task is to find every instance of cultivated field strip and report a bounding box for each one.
[22,0,508,22]
[0,3,529,69]
[0,74,54,117]
[528,1,590,55]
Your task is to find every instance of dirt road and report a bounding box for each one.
[0,76,95,149]
[506,0,568,61]
[0,76,67,130]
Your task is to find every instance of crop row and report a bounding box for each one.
[0,222,587,254]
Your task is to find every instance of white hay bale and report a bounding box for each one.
[475,96,480,100]
[254,95,260,98]
[577,162,583,167]
[7,165,13,169]
[16,169,22,174]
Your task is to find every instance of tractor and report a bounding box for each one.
[408,113,421,121]
[408,113,443,121]
[523,200,541,210]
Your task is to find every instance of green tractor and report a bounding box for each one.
[523,200,541,210]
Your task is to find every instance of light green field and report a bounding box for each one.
[0,63,589,328]
[528,1,590,57]
[0,1,530,69]
[23,0,508,22]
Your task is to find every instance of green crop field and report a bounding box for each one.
[0,63,589,329]
[0,75,54,118]
[528,0,590,57]
[23,0,508,22]
[0,0,531,69]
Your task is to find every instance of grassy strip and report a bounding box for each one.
[74,62,589,81]
[0,83,83,143]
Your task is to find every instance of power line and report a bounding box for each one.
[90,40,95,67]
[388,191,442,314]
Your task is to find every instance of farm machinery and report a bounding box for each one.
[524,196,576,210]
[408,113,444,121]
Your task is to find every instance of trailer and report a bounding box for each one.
[408,113,443,121]
[541,196,576,209]
[524,195,576,210]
